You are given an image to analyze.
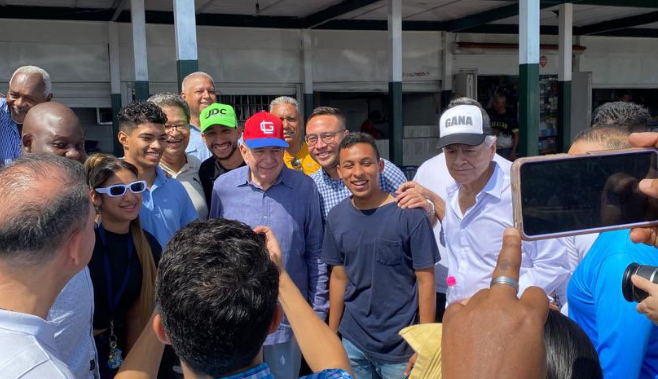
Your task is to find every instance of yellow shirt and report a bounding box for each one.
[284,142,321,175]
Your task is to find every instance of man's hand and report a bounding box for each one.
[396,181,432,213]
[404,353,417,377]
[628,133,658,247]
[632,274,658,325]
[254,226,284,272]
[442,228,549,379]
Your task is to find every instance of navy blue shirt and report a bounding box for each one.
[322,200,439,362]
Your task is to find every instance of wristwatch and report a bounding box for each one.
[425,198,435,217]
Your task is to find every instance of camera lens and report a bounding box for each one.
[623,263,658,302]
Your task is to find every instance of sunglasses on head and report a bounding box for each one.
[95,180,147,197]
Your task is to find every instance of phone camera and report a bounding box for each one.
[623,263,658,302]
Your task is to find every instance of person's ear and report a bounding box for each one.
[378,158,385,174]
[45,93,53,102]
[153,314,172,345]
[239,144,248,160]
[90,190,101,209]
[62,227,86,266]
[268,304,284,335]
[118,130,129,150]
[22,133,33,152]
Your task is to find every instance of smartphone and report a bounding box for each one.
[511,148,658,240]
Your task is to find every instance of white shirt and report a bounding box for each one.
[443,160,570,304]
[0,309,75,378]
[48,267,98,379]
[413,152,510,293]
[160,153,209,220]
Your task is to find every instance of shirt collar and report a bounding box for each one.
[216,363,272,379]
[0,309,59,353]
[238,166,294,190]
[152,166,168,191]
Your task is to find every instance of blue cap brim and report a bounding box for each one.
[244,138,289,149]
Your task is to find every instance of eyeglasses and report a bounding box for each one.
[95,180,147,197]
[305,131,343,147]
[165,123,190,132]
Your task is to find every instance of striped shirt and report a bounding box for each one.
[0,98,21,167]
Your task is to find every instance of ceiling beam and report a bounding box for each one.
[476,0,658,8]
[304,0,382,29]
[110,0,128,21]
[439,1,558,32]
[578,10,658,35]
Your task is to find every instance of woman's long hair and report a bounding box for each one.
[85,153,157,331]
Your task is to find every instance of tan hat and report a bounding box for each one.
[399,323,443,379]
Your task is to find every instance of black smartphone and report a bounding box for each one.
[511,148,658,240]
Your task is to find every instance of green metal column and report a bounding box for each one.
[388,0,403,166]
[519,0,540,157]
[174,0,199,92]
[134,81,150,101]
[558,3,573,152]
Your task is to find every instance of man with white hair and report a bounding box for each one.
[0,65,53,167]
[180,72,216,162]
[270,96,321,175]
[399,99,569,305]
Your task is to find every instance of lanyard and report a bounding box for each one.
[98,224,133,317]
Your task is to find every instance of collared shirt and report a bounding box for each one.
[185,125,212,163]
[217,363,352,379]
[139,166,198,248]
[284,142,321,175]
[209,166,328,345]
[0,308,75,378]
[310,159,406,221]
[443,160,569,304]
[48,267,98,379]
[414,153,510,293]
[0,98,21,167]
[160,153,208,220]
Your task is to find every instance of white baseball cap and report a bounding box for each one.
[436,104,493,149]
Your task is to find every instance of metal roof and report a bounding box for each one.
[0,0,657,36]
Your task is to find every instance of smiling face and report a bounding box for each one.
[6,72,51,124]
[181,75,217,119]
[337,142,384,201]
[444,142,495,185]
[161,105,191,160]
[271,103,301,146]
[92,168,142,225]
[240,145,284,188]
[23,112,86,164]
[202,124,241,160]
[306,114,348,169]
[119,123,167,171]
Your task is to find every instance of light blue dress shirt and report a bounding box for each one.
[209,166,328,345]
[139,166,198,248]
[185,125,211,163]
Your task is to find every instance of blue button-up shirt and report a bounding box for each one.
[0,98,21,167]
[217,363,352,379]
[209,166,328,345]
[310,158,406,221]
[139,166,198,248]
[186,125,211,162]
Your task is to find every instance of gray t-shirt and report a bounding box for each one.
[322,200,439,362]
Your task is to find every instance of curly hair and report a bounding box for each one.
[118,100,168,133]
[591,101,649,133]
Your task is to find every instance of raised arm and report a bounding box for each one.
[115,311,164,379]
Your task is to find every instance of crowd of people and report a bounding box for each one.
[1,64,658,379]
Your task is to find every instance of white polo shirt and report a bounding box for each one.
[0,309,75,378]
[443,160,570,304]
[160,153,209,221]
[413,152,510,293]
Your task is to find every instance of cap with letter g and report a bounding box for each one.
[243,111,289,149]
[436,104,493,149]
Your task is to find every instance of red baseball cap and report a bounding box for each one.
[243,111,289,149]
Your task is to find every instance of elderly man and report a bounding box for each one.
[270,96,321,175]
[209,111,327,379]
[399,99,569,305]
[21,101,100,379]
[1,65,53,167]
[180,72,216,162]
[306,106,406,221]
[198,103,245,207]
[149,92,208,220]
[0,154,95,378]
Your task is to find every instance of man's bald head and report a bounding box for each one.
[22,102,86,164]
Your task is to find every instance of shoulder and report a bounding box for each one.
[326,197,351,222]
[416,154,446,175]
[382,159,405,176]
[215,165,247,185]
[187,154,202,168]
[285,168,317,189]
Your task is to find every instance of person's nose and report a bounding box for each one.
[152,139,165,152]
[66,148,81,162]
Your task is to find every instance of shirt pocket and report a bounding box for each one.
[375,238,403,266]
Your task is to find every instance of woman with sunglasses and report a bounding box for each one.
[85,153,162,379]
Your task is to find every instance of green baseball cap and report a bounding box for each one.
[200,103,238,133]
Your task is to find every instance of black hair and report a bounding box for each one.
[338,132,380,161]
[591,101,649,133]
[118,100,168,133]
[0,154,90,266]
[544,310,602,379]
[155,219,280,377]
[308,106,347,130]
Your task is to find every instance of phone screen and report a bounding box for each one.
[519,150,658,237]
